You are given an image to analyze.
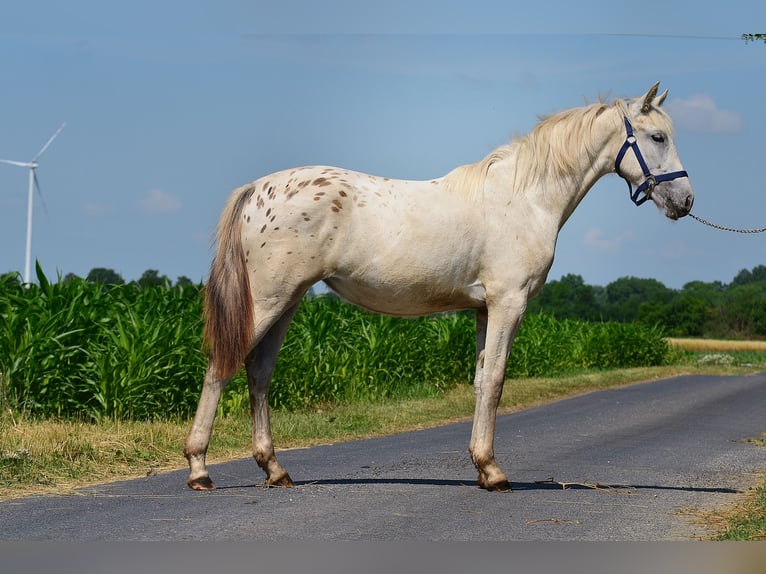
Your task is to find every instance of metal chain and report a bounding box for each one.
[688,213,766,234]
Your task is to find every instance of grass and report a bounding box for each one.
[718,432,766,541]
[711,433,766,541]
[718,483,766,540]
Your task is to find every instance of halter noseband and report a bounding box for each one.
[615,116,689,206]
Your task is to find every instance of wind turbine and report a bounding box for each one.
[0,123,65,284]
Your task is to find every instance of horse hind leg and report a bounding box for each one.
[184,366,230,490]
[246,302,300,487]
[184,301,299,490]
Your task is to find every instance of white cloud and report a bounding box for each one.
[583,227,635,253]
[666,95,744,134]
[138,189,182,214]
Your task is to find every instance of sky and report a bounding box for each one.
[1,2,765,290]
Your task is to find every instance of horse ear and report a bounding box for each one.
[655,89,669,108]
[641,82,661,113]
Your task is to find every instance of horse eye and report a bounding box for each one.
[651,133,666,144]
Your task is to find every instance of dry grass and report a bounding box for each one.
[0,417,189,498]
[666,337,766,352]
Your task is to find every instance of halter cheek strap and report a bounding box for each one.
[615,116,689,206]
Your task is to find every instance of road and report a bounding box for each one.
[1,373,764,541]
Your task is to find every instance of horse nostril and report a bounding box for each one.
[685,194,694,212]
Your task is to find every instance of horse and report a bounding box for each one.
[184,82,693,492]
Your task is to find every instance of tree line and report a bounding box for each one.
[526,265,766,339]
[61,268,199,288]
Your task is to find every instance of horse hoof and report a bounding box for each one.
[267,473,295,488]
[483,479,512,492]
[188,476,216,490]
[477,473,512,492]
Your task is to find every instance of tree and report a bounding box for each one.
[603,277,674,323]
[665,294,710,337]
[731,265,766,286]
[528,274,598,320]
[175,275,195,287]
[86,268,125,285]
[722,284,766,337]
[742,33,766,44]
[137,269,170,288]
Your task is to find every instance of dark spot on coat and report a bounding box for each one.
[332,199,343,210]
[260,224,267,233]
[338,190,347,197]
[313,177,332,187]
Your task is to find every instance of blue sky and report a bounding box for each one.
[1,2,764,290]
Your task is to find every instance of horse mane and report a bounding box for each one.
[444,97,669,200]
[442,145,513,201]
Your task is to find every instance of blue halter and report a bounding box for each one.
[615,116,689,206]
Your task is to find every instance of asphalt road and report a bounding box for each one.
[1,373,764,541]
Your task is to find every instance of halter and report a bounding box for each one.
[615,116,689,206]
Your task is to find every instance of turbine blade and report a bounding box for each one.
[32,123,65,162]
[0,158,31,167]
[32,170,49,215]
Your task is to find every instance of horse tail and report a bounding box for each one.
[203,183,257,380]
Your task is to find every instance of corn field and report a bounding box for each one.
[0,267,670,420]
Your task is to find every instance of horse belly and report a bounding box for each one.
[323,275,486,317]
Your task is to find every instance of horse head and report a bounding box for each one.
[615,82,694,220]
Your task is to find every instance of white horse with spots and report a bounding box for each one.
[185,83,693,492]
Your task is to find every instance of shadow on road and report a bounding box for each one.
[214,478,739,494]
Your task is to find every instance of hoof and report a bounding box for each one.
[267,472,294,488]
[188,476,216,490]
[477,473,512,492]
[482,479,512,492]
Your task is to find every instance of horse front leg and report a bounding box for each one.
[469,299,526,491]
[246,303,299,487]
[469,308,488,453]
[184,367,229,490]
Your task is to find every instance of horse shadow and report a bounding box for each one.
[216,478,739,494]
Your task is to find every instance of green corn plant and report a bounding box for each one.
[0,271,671,420]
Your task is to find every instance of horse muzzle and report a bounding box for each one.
[658,183,694,220]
